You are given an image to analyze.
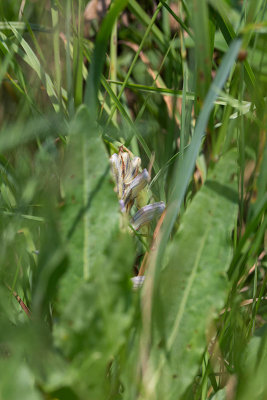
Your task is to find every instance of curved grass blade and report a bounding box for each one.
[5,26,61,112]
[155,39,242,270]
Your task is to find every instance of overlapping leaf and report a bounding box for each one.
[58,106,120,304]
[149,149,239,399]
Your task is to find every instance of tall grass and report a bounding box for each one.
[0,1,266,399]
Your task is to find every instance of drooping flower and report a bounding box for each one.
[110,147,165,230]
[131,201,165,231]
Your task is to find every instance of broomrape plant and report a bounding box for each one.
[110,146,165,231]
[0,1,266,399]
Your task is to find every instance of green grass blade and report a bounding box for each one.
[51,0,62,107]
[107,2,163,124]
[84,0,129,116]
[128,0,165,46]
[191,0,212,107]
[0,21,51,32]
[156,39,242,267]
[159,0,193,38]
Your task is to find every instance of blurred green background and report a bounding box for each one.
[0,1,266,399]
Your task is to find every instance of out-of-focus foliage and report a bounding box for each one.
[0,0,266,399]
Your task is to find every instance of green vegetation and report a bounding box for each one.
[0,1,266,399]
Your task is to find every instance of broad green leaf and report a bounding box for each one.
[54,231,135,399]
[150,149,239,399]
[58,106,120,305]
[0,360,42,400]
[211,389,226,400]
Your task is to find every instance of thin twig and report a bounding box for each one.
[237,250,266,287]
[5,283,31,318]
[220,296,267,315]
[19,0,26,20]
[138,209,166,276]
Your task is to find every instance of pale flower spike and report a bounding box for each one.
[122,169,150,209]
[110,147,165,231]
[109,151,141,201]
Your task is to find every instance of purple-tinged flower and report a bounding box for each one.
[131,201,165,231]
